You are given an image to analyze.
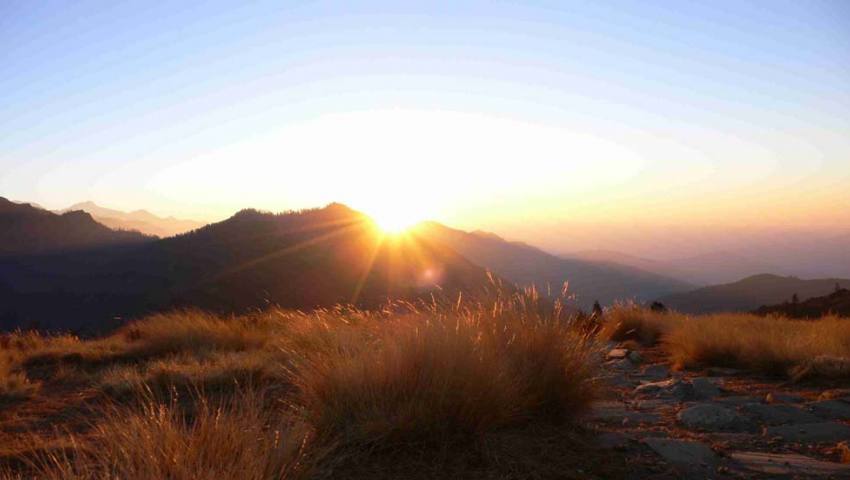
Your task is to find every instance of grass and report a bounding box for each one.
[0,291,604,479]
[11,388,308,480]
[665,313,850,379]
[600,305,850,380]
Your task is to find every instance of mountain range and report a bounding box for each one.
[59,201,205,237]
[3,196,847,332]
[0,201,494,332]
[415,223,691,307]
[657,274,850,314]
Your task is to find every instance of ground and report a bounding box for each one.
[589,345,850,479]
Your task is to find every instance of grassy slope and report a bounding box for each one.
[0,292,611,479]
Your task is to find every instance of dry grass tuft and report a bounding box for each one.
[598,303,683,346]
[12,388,308,480]
[290,298,600,450]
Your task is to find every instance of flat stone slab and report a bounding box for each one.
[596,432,632,450]
[640,364,671,380]
[691,377,722,400]
[678,404,754,432]
[644,438,718,471]
[714,395,762,406]
[765,392,804,404]
[589,402,661,425]
[706,367,741,376]
[600,372,636,387]
[765,422,850,443]
[730,451,850,476]
[607,348,628,359]
[634,378,693,400]
[809,399,850,421]
[740,403,822,425]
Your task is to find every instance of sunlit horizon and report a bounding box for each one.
[2,1,849,256]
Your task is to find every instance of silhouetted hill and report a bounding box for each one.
[0,197,152,256]
[658,274,850,314]
[414,222,692,308]
[61,201,206,237]
[0,204,495,332]
[753,288,850,318]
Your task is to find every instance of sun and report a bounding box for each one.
[371,209,421,233]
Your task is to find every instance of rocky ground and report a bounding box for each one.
[588,346,850,479]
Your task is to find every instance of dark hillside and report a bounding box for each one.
[0,197,151,255]
[658,274,850,314]
[0,204,494,332]
[754,287,850,318]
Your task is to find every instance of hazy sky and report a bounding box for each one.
[2,1,849,241]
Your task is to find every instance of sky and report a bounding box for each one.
[2,1,849,250]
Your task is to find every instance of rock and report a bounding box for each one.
[627,350,643,364]
[691,377,722,400]
[634,378,694,401]
[608,358,637,371]
[809,399,850,421]
[633,399,667,410]
[607,348,628,360]
[644,438,718,471]
[740,403,821,425]
[838,441,850,464]
[706,367,741,376]
[730,451,850,476]
[635,379,677,395]
[714,395,762,406]
[596,432,632,450]
[641,364,670,380]
[600,372,635,387]
[818,389,850,401]
[764,391,804,404]
[589,401,660,425]
[678,404,754,432]
[765,422,850,443]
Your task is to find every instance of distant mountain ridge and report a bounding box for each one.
[415,222,692,309]
[60,201,205,237]
[754,288,850,318]
[0,196,151,256]
[658,274,850,314]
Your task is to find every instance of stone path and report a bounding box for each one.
[589,345,850,479]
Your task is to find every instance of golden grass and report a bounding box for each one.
[599,305,850,379]
[0,292,603,479]
[598,302,684,346]
[10,388,308,480]
[290,310,599,448]
[665,313,850,378]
